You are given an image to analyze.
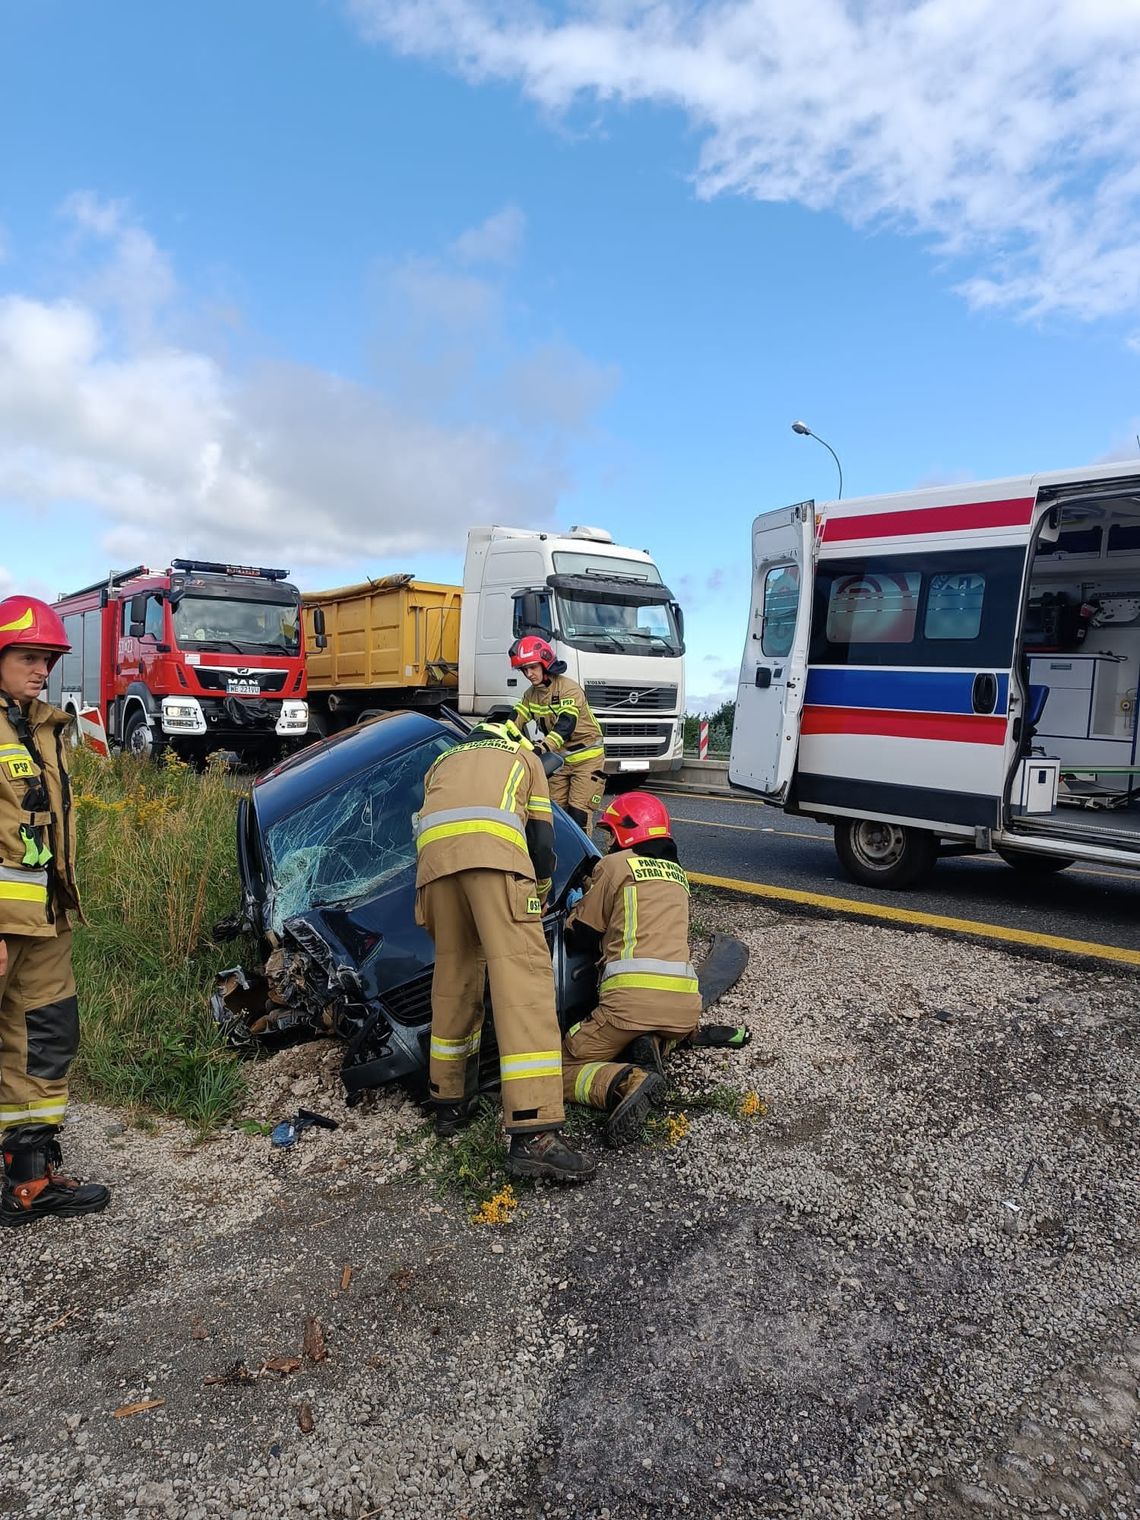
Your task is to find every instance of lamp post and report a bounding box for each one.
[791,420,843,500]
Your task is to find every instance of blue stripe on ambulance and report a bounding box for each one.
[803,669,1009,716]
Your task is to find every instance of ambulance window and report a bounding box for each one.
[825,571,919,644]
[924,572,985,640]
[761,564,800,656]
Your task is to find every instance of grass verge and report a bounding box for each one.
[69,748,250,1129]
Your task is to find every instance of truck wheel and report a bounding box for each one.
[834,818,937,890]
[995,846,1075,875]
[123,707,163,761]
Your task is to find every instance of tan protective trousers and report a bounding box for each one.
[418,869,565,1133]
[548,764,605,826]
[0,927,78,1136]
[562,985,701,1110]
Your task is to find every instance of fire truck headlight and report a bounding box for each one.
[160,697,207,735]
[276,700,309,735]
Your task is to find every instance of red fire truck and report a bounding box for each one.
[46,559,319,764]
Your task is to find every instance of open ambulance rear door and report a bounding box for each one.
[729,500,815,800]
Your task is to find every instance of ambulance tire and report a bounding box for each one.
[994,847,1075,875]
[833,818,937,890]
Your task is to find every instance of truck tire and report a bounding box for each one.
[833,817,937,890]
[123,705,163,761]
[995,846,1075,875]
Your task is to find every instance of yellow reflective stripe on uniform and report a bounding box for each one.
[500,760,526,813]
[0,743,31,759]
[500,1050,562,1081]
[416,819,531,855]
[545,730,565,750]
[527,795,552,816]
[621,883,638,961]
[574,1062,607,1104]
[0,864,49,904]
[602,972,700,994]
[430,1031,481,1061]
[564,745,604,764]
[0,1097,68,1125]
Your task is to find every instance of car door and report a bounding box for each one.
[729,501,815,799]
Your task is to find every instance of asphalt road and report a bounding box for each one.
[661,789,1140,964]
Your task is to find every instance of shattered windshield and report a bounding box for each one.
[555,593,682,656]
[172,596,301,654]
[262,734,453,932]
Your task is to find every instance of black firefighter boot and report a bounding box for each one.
[506,1128,596,1184]
[605,1065,668,1146]
[1,1125,111,1228]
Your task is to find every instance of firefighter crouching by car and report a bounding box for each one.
[561,793,703,1144]
[510,636,605,832]
[414,710,595,1184]
[0,597,110,1227]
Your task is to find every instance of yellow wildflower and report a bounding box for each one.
[471,1184,518,1227]
[664,1112,690,1146]
[740,1091,767,1120]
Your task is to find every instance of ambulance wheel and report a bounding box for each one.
[994,847,1075,875]
[123,707,164,761]
[834,818,937,889]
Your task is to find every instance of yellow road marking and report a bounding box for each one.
[689,869,1140,968]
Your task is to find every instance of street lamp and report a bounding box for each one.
[791,420,843,500]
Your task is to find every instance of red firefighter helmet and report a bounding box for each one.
[0,597,71,671]
[597,791,673,849]
[510,634,557,672]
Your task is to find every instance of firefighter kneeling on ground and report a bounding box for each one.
[561,792,750,1143]
[414,709,595,1184]
[510,635,605,833]
[0,597,110,1227]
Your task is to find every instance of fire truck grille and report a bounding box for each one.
[584,682,678,712]
[195,669,288,693]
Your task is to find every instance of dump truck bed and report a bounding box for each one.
[303,575,461,694]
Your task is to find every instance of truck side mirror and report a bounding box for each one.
[129,592,148,628]
[671,601,685,642]
[310,606,327,650]
[513,591,550,637]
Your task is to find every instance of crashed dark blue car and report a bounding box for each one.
[213,709,602,1099]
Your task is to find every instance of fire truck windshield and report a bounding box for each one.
[171,596,301,654]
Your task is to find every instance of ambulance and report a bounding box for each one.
[729,461,1140,887]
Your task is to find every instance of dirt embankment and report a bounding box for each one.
[2,906,1138,1520]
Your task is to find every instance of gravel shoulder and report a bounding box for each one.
[2,901,1138,1520]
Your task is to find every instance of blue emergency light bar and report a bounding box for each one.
[170,558,291,581]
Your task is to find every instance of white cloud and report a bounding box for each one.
[348,0,1140,323]
[451,204,525,265]
[0,197,616,571]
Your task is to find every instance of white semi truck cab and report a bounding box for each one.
[458,525,686,775]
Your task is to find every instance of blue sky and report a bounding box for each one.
[2,0,1138,710]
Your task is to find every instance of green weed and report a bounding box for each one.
[69,748,250,1127]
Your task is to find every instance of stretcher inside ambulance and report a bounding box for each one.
[728,461,1140,887]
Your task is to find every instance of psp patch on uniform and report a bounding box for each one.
[527,896,543,915]
[3,756,35,780]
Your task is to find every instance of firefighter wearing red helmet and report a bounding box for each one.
[0,596,109,1226]
[509,635,605,831]
[559,791,702,1142]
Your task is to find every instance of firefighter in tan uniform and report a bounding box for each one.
[561,792,703,1143]
[415,711,595,1184]
[0,597,110,1226]
[510,636,605,831]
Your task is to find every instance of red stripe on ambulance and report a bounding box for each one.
[801,705,1008,745]
[822,496,1035,544]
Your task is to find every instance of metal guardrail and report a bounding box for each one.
[645,758,731,795]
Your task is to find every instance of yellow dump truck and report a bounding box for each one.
[302,574,462,733]
[302,525,687,776]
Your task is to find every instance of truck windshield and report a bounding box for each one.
[555,592,682,656]
[172,597,301,654]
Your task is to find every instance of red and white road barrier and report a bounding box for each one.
[698,719,709,761]
[76,705,110,757]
